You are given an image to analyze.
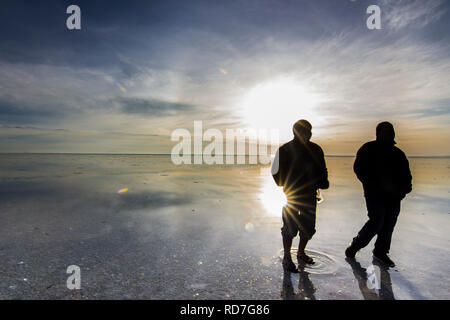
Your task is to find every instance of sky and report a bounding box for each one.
[0,0,449,155]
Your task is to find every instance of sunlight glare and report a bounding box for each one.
[240,77,324,141]
[260,175,287,216]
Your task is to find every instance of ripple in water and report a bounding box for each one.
[277,248,338,275]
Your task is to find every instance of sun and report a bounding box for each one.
[239,77,324,141]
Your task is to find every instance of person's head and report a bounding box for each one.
[293,119,312,142]
[376,121,396,144]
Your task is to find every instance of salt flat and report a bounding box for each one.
[0,154,448,299]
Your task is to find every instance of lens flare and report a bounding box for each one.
[260,175,287,216]
[244,222,255,232]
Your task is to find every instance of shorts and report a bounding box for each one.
[281,196,317,240]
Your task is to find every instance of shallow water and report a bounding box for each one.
[0,154,448,299]
[278,248,339,275]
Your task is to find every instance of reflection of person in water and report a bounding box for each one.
[296,260,316,300]
[272,120,329,272]
[346,122,412,268]
[345,258,395,300]
[281,261,316,300]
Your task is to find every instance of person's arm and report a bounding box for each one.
[401,152,412,195]
[271,148,282,186]
[353,145,368,183]
[316,147,329,190]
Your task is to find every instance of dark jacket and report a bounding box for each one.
[272,138,329,199]
[354,140,412,199]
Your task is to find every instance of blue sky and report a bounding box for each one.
[0,0,449,155]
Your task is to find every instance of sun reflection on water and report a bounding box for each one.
[259,174,287,216]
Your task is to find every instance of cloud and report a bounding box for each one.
[381,0,448,30]
[0,124,68,132]
[0,1,449,154]
[113,97,197,116]
[0,96,66,124]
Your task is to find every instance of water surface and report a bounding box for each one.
[0,154,448,299]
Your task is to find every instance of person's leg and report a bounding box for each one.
[281,205,298,272]
[282,236,293,261]
[374,199,401,256]
[298,237,308,255]
[346,195,385,257]
[297,237,311,264]
[282,236,297,272]
[296,198,316,264]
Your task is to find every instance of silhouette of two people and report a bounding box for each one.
[272,119,329,272]
[274,120,411,299]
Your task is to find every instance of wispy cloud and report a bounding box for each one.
[0,1,449,154]
[381,0,447,30]
[114,97,196,116]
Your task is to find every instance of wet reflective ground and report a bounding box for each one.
[0,154,448,299]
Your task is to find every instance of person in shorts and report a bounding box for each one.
[272,119,329,272]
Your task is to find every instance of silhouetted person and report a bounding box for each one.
[345,122,412,267]
[272,120,329,272]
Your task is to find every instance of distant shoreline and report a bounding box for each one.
[0,153,449,158]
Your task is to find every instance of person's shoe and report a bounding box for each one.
[282,258,298,273]
[297,253,315,265]
[345,244,358,258]
[373,253,395,268]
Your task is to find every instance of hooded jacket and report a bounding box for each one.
[354,140,412,199]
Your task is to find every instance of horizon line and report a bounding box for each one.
[0,152,449,158]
